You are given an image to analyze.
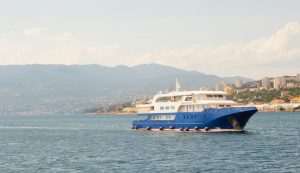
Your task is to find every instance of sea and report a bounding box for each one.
[0,112,299,173]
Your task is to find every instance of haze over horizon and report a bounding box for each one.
[0,0,299,79]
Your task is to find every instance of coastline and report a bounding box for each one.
[86,112,136,115]
[258,110,300,112]
[87,109,300,115]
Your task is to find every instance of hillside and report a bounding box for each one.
[0,63,253,114]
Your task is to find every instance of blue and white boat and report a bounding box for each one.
[132,79,257,132]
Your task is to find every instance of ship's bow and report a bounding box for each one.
[205,107,258,130]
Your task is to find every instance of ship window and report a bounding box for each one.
[207,95,213,98]
[156,97,170,102]
[171,106,175,109]
[160,106,164,110]
[185,97,192,101]
[218,95,223,98]
[170,96,175,101]
[174,96,182,101]
[165,106,169,110]
[219,105,224,107]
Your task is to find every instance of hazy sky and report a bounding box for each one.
[0,0,299,79]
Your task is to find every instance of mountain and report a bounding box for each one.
[0,63,253,115]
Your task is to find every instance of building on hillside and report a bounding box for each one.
[235,79,243,88]
[286,83,295,88]
[273,76,286,90]
[262,76,270,88]
[270,99,285,104]
[224,86,234,95]
[122,107,137,113]
[296,73,300,81]
[290,97,300,104]
[280,91,289,97]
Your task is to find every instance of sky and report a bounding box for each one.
[0,0,299,79]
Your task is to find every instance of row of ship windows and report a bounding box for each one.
[183,115,197,119]
[160,106,176,110]
[156,95,225,102]
[186,105,206,109]
[159,105,207,111]
[207,94,224,98]
[151,115,176,120]
[149,114,198,120]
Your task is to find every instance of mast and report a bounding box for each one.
[175,78,181,92]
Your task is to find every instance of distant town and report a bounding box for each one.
[97,73,300,114]
[214,73,300,112]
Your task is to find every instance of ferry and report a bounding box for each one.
[132,79,257,132]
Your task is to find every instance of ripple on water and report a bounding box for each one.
[0,113,299,173]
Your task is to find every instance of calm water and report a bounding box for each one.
[0,112,299,173]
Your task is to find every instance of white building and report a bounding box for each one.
[235,79,243,88]
[286,83,295,88]
[273,76,286,90]
[296,73,300,81]
[262,77,270,88]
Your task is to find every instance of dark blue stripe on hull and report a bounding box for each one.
[132,107,257,130]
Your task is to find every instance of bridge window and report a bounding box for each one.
[185,97,192,101]
[156,97,170,102]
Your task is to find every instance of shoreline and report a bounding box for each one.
[258,110,300,112]
[86,112,136,115]
[87,110,300,115]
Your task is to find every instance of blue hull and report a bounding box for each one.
[132,107,257,131]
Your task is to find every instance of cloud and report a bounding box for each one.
[23,27,75,42]
[0,27,121,65]
[23,27,45,36]
[0,22,299,79]
[133,21,300,78]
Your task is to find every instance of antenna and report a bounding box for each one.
[175,78,181,92]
